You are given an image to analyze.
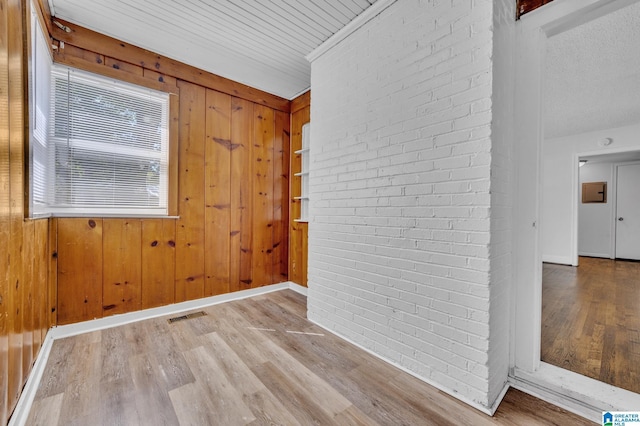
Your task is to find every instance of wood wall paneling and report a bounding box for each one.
[21,221,34,383]
[51,19,290,112]
[273,111,290,282]
[0,0,9,417]
[48,16,292,324]
[517,0,555,19]
[8,0,26,414]
[48,218,58,327]
[34,219,49,351]
[230,98,254,291]
[252,105,275,287]
[57,218,104,325]
[175,80,206,303]
[205,89,232,297]
[289,91,310,287]
[141,219,176,309]
[102,219,142,316]
[0,0,51,421]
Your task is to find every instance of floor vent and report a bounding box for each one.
[168,311,207,323]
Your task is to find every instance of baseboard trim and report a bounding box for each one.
[8,332,55,426]
[9,282,304,425]
[50,282,297,340]
[306,317,500,416]
[577,252,609,258]
[541,255,574,265]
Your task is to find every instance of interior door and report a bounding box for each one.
[615,163,640,260]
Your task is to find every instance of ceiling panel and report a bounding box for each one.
[49,0,377,99]
[545,1,640,139]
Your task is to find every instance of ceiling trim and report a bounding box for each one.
[307,0,397,63]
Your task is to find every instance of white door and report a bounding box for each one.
[615,163,640,260]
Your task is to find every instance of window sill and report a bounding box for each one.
[38,213,180,220]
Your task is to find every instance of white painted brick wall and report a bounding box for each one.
[488,0,515,406]
[308,0,512,410]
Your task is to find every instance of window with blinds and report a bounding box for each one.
[43,65,170,216]
[30,8,52,216]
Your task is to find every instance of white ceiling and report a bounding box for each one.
[48,0,378,100]
[545,1,640,139]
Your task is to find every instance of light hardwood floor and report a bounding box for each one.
[542,256,640,394]
[26,290,592,425]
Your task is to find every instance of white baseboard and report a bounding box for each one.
[306,317,503,416]
[541,255,574,265]
[9,282,305,425]
[9,332,55,426]
[577,252,610,258]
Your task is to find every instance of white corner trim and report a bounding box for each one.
[306,318,497,416]
[9,333,55,426]
[306,0,397,63]
[9,281,307,425]
[287,282,308,296]
[289,86,311,102]
[489,383,511,416]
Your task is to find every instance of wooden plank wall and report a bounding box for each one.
[289,91,310,286]
[517,0,555,19]
[51,23,291,325]
[0,1,53,423]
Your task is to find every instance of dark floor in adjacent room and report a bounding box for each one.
[542,256,640,394]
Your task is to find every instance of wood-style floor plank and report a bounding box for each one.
[27,290,593,425]
[542,256,640,394]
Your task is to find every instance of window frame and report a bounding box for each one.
[28,26,179,218]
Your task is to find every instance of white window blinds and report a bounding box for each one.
[48,65,170,216]
[30,5,52,216]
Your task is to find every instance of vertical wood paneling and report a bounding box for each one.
[34,219,48,353]
[273,111,290,283]
[21,221,34,380]
[289,93,310,287]
[205,90,232,296]
[49,41,291,326]
[0,2,9,419]
[230,98,253,291]
[141,219,176,309]
[48,218,58,327]
[0,1,51,420]
[175,80,206,302]
[252,105,275,287]
[102,219,142,315]
[168,93,179,216]
[7,0,25,412]
[57,219,104,325]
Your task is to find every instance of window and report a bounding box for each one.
[294,122,310,221]
[29,6,52,215]
[31,58,170,217]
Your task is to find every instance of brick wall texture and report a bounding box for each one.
[308,0,514,409]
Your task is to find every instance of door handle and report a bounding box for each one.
[618,217,624,221]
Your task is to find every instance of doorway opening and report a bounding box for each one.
[513,0,640,418]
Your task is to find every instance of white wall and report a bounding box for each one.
[488,0,514,407]
[541,122,640,264]
[308,0,512,411]
[578,162,613,257]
